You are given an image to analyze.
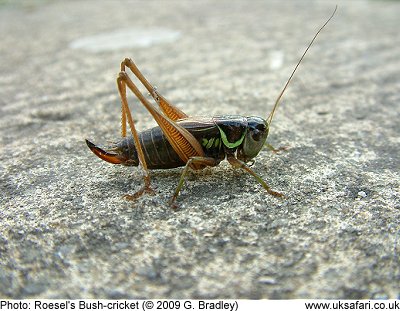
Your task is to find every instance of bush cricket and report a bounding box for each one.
[86,7,336,207]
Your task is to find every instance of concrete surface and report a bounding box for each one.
[0,0,399,299]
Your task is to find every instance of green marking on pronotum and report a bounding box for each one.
[206,138,215,149]
[214,137,221,148]
[217,125,246,149]
[202,137,220,149]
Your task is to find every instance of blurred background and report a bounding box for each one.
[0,0,399,299]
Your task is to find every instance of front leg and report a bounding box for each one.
[264,143,289,154]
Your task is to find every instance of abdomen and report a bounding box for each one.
[119,118,225,169]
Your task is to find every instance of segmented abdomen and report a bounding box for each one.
[119,118,225,169]
[120,127,185,169]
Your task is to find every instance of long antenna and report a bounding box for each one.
[266,6,337,126]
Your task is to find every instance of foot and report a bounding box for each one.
[267,189,285,198]
[265,143,289,154]
[124,185,155,201]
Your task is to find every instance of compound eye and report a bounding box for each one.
[251,129,262,141]
[256,123,266,132]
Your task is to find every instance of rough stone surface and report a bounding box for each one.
[1,0,399,299]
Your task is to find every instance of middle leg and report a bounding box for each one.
[170,157,218,208]
[227,154,283,198]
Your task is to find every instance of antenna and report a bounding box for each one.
[266,5,337,126]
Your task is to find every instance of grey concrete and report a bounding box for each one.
[0,0,399,299]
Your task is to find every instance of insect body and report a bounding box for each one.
[86,8,336,206]
[87,114,276,203]
[87,115,267,168]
